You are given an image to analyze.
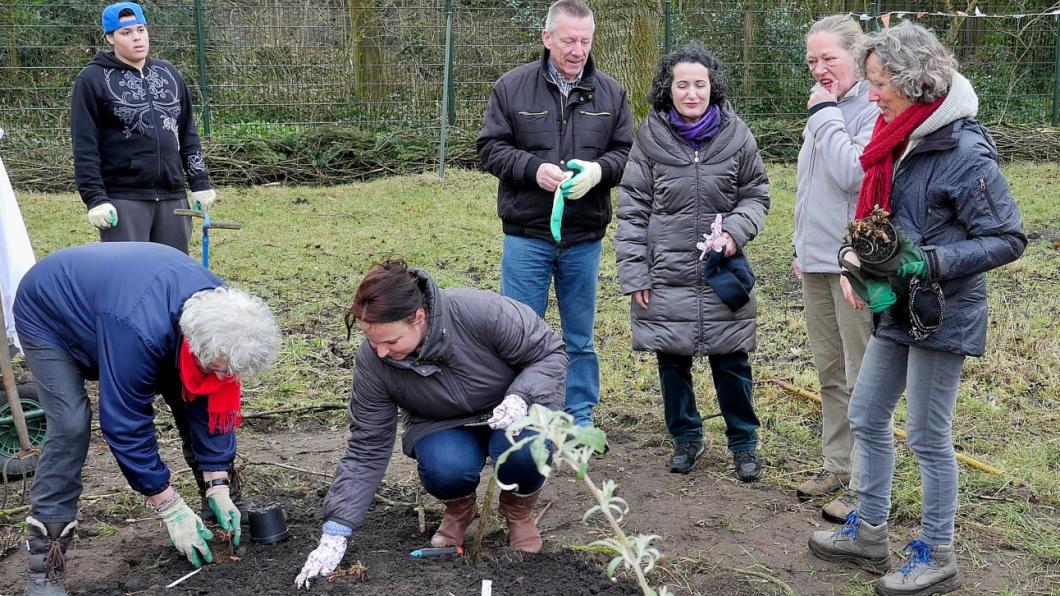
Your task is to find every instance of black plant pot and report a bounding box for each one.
[248,504,290,545]
[851,220,899,265]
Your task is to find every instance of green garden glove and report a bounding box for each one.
[864,278,898,313]
[550,171,573,242]
[860,228,927,278]
[561,159,601,200]
[206,483,241,546]
[158,494,215,568]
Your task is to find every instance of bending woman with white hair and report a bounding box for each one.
[807,21,1025,596]
[13,241,280,595]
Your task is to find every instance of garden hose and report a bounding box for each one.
[769,379,1013,480]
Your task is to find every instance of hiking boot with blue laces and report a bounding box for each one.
[876,540,959,596]
[808,510,891,573]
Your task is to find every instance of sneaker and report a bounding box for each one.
[876,540,960,596]
[797,470,850,500]
[733,449,763,482]
[668,442,705,474]
[808,510,891,573]
[822,490,859,524]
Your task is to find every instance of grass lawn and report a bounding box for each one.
[13,161,1060,588]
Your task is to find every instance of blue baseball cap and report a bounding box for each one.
[102,2,146,34]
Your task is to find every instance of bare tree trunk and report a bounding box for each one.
[348,0,389,103]
[591,0,663,123]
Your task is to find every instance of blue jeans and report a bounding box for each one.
[657,351,759,452]
[414,426,548,499]
[19,340,93,523]
[849,336,964,545]
[501,235,601,426]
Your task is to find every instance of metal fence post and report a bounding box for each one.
[1053,13,1059,126]
[194,0,212,137]
[438,0,455,179]
[664,0,672,55]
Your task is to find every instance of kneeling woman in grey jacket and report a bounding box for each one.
[615,45,771,482]
[296,261,567,587]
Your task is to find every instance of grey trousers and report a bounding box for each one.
[849,336,965,545]
[99,197,192,254]
[802,273,871,489]
[20,340,92,523]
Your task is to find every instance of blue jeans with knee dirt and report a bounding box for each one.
[414,426,548,500]
[849,336,965,545]
[18,339,93,523]
[501,235,601,426]
[657,351,759,452]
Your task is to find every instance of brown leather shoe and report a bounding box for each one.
[822,490,859,524]
[797,470,850,500]
[430,494,477,548]
[498,490,542,553]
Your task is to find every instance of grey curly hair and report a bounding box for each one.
[855,20,957,104]
[180,287,280,378]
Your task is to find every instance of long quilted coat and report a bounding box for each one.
[614,104,770,356]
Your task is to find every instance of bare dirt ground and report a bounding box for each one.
[1,412,1051,595]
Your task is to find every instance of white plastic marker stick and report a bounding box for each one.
[481,579,493,596]
[166,566,202,589]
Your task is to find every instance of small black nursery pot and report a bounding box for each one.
[247,504,290,545]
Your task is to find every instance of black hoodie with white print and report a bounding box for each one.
[71,51,211,209]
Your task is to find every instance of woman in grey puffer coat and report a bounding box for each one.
[615,45,770,482]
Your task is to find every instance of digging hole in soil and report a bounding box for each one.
[79,484,640,595]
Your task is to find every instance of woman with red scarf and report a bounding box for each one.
[13,242,280,593]
[806,22,1026,596]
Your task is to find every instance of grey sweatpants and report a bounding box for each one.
[99,197,191,254]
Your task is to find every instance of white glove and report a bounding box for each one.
[487,394,528,430]
[87,203,117,229]
[295,533,348,588]
[190,189,217,211]
[562,159,602,200]
[158,493,214,568]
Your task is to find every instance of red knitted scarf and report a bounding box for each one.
[855,95,946,220]
[178,339,242,433]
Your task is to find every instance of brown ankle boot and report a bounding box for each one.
[430,494,477,548]
[499,490,542,553]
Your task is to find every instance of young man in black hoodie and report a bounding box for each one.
[71,2,217,254]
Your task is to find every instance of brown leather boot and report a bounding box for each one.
[498,489,542,553]
[430,494,477,548]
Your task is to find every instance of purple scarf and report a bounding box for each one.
[669,104,721,150]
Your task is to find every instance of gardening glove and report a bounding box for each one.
[839,247,897,314]
[561,159,602,200]
[487,394,528,430]
[205,482,241,545]
[550,171,573,242]
[859,228,927,278]
[295,533,348,589]
[158,494,214,568]
[191,189,216,212]
[87,202,117,229]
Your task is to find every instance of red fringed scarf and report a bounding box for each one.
[178,339,242,433]
[855,95,946,220]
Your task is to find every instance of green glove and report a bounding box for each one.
[864,278,897,313]
[550,172,573,242]
[561,159,602,200]
[159,494,215,568]
[206,483,241,546]
[860,228,927,278]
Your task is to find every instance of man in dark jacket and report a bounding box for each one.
[71,2,217,254]
[14,243,279,595]
[477,0,632,428]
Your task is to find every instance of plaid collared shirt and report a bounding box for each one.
[547,60,582,97]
